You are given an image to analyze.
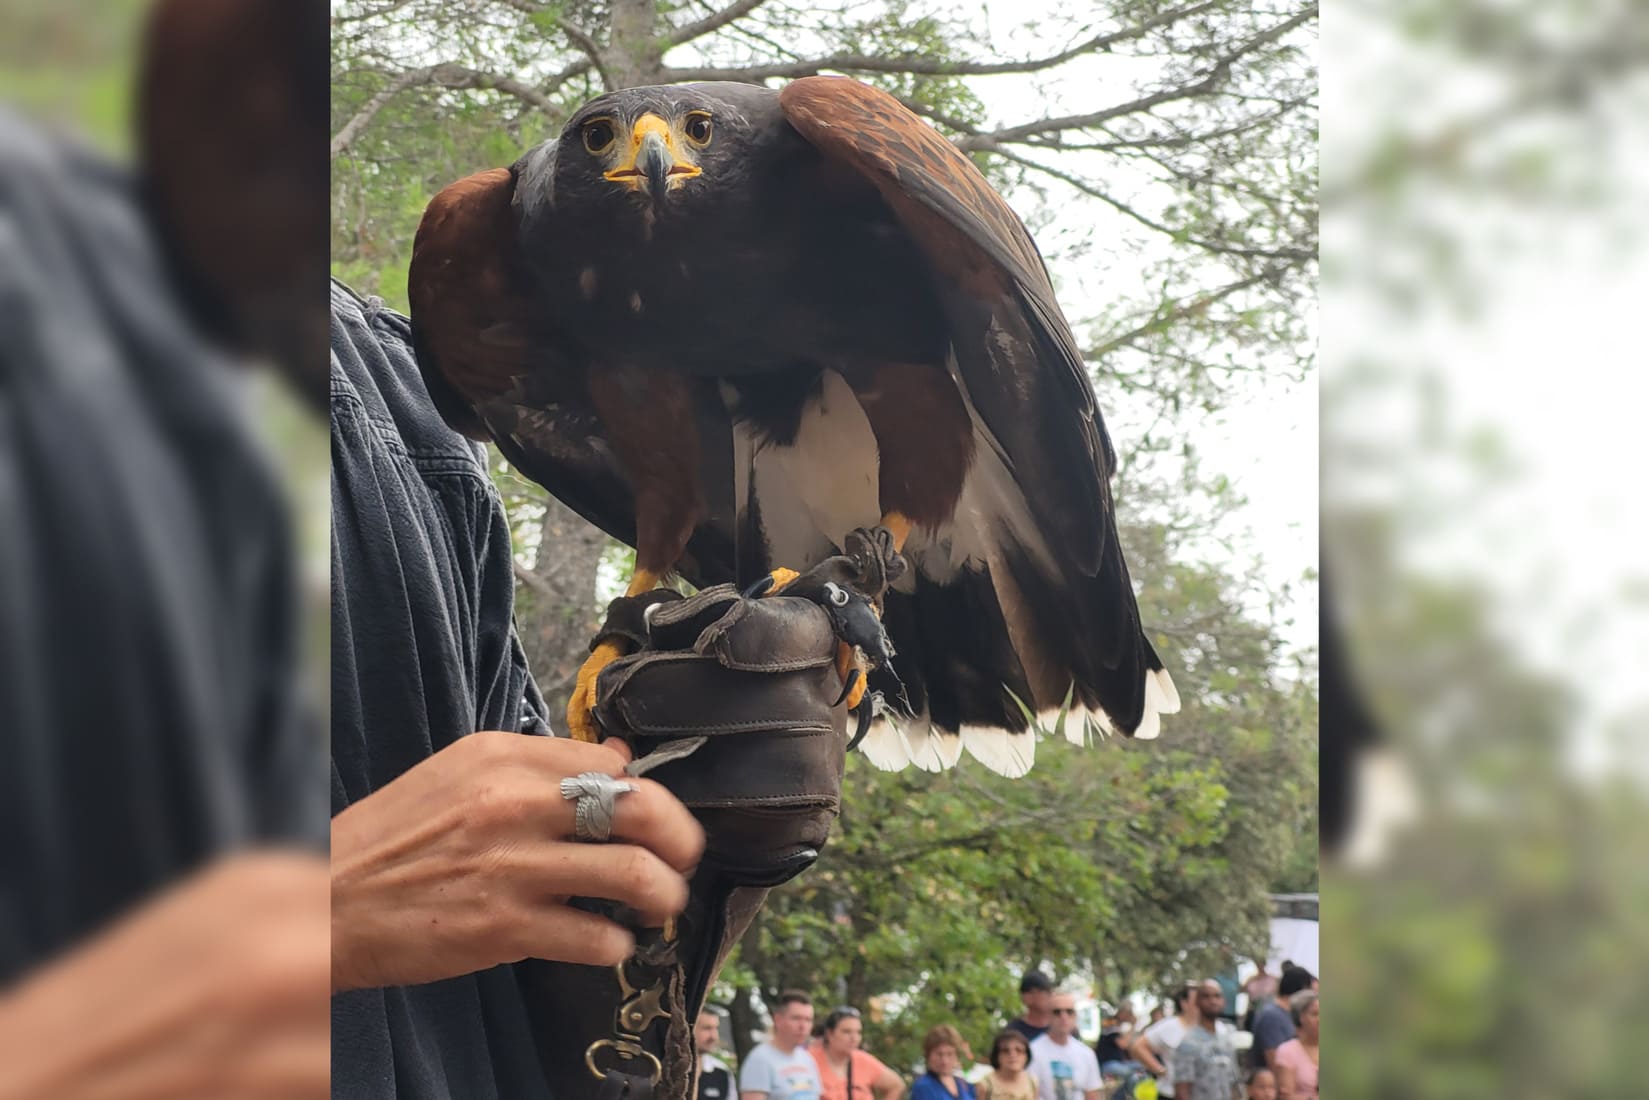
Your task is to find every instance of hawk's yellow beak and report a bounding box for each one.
[603,114,701,195]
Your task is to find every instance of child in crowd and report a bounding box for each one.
[1247,1068,1278,1100]
[977,1030,1036,1100]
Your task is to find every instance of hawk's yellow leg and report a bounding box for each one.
[567,568,663,743]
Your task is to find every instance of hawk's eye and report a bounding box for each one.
[683,113,713,146]
[582,119,616,154]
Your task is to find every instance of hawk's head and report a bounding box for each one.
[514,83,792,230]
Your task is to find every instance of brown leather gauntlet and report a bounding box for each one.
[598,585,849,882]
[525,584,850,1099]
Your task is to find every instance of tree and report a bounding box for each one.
[331,0,1318,720]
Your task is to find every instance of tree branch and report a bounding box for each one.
[662,0,1226,82]
[557,21,613,88]
[1085,271,1273,360]
[431,63,559,111]
[495,0,612,88]
[1024,97,1311,153]
[666,0,775,47]
[513,563,555,599]
[541,55,598,97]
[332,61,563,159]
[331,66,441,160]
[332,0,419,23]
[992,147,1313,263]
[955,5,1317,150]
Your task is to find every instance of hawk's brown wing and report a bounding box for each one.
[780,76,1115,575]
[782,77,1178,748]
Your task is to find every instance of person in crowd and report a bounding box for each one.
[1009,970,1056,1041]
[1245,1069,1277,1100]
[1213,952,1241,1027]
[1029,992,1103,1100]
[977,1029,1037,1100]
[809,1005,906,1100]
[910,1025,977,1100]
[741,991,824,1100]
[698,1007,736,1100]
[1241,966,1278,1033]
[1250,967,1316,1072]
[1131,985,1196,1097]
[1273,992,1318,1100]
[1149,1006,1166,1026]
[1169,981,1241,1100]
[1094,1004,1143,1078]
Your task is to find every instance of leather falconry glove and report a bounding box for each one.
[522,536,902,1100]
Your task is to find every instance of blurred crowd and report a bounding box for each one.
[698,963,1319,1100]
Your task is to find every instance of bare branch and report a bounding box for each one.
[662,0,1226,82]
[666,0,775,47]
[331,63,559,160]
[1086,271,1274,361]
[700,11,804,68]
[1108,134,1301,209]
[955,5,1317,150]
[1023,97,1311,152]
[991,146,1314,264]
[555,21,613,88]
[513,563,555,599]
[332,0,419,23]
[429,63,559,111]
[494,0,612,88]
[542,55,598,97]
[332,66,441,160]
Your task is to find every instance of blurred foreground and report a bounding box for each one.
[0,1,329,1096]
[1323,0,1649,1095]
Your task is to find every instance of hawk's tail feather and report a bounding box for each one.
[856,528,1177,776]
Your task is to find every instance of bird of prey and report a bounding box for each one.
[409,76,1179,776]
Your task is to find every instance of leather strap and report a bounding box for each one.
[597,1073,654,1099]
[590,588,686,653]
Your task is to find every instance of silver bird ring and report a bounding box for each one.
[559,771,638,842]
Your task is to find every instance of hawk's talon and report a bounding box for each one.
[742,566,803,600]
[846,696,875,753]
[742,566,801,599]
[833,666,862,709]
[834,642,868,709]
[568,639,627,742]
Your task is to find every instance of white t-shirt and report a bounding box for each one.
[1028,1034,1102,1100]
[1141,1017,1188,1096]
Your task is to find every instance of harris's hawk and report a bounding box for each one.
[409,77,1179,775]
